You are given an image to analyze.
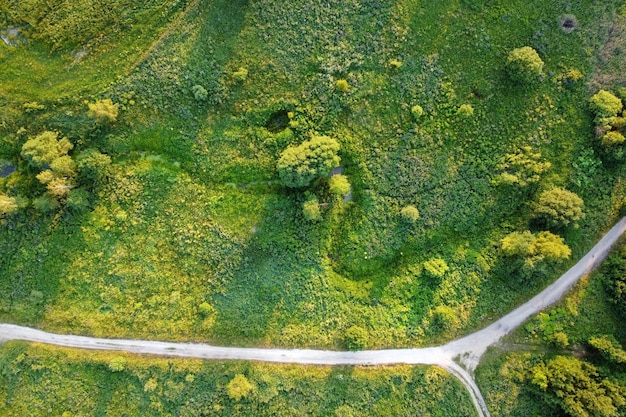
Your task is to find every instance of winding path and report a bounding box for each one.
[2,217,626,417]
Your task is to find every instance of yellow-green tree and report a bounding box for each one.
[494,146,551,187]
[277,136,340,188]
[534,187,584,228]
[501,230,571,267]
[0,192,18,216]
[506,46,544,84]
[530,356,626,417]
[21,131,73,168]
[329,174,351,196]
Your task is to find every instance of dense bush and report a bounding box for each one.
[345,325,368,350]
[494,146,551,187]
[400,205,420,223]
[328,174,351,197]
[87,99,119,125]
[0,192,17,216]
[506,46,544,84]
[302,194,320,221]
[227,374,254,401]
[277,136,340,188]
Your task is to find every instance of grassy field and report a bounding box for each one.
[2,0,626,414]
[0,342,476,417]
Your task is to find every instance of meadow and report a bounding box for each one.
[2,0,626,414]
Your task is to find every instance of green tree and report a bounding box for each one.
[329,174,351,196]
[87,99,119,124]
[534,187,584,228]
[589,90,623,122]
[277,136,340,188]
[494,146,551,187]
[21,131,73,168]
[0,192,18,216]
[227,374,253,401]
[530,356,626,417]
[506,46,544,84]
[76,149,112,185]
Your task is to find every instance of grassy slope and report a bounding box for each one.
[1,0,626,348]
[0,342,476,417]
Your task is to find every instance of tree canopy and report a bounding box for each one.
[21,131,73,168]
[501,230,571,267]
[506,46,544,84]
[277,135,340,188]
[533,187,584,228]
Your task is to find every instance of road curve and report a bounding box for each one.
[1,217,625,417]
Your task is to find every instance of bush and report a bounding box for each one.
[501,230,571,267]
[423,258,449,278]
[277,136,341,188]
[32,194,60,213]
[400,205,420,223]
[494,146,551,187]
[328,174,351,196]
[108,357,126,372]
[345,326,368,350]
[589,90,623,121]
[432,305,456,330]
[227,374,253,401]
[87,99,119,124]
[232,67,249,82]
[335,79,350,92]
[533,187,584,229]
[456,104,474,117]
[303,195,320,221]
[411,105,424,120]
[191,85,208,101]
[506,46,544,84]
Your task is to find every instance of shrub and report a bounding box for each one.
[432,305,456,330]
[191,85,208,101]
[87,99,119,124]
[533,187,584,228]
[76,149,112,185]
[411,105,424,120]
[232,67,249,82]
[335,79,350,92]
[589,90,623,121]
[602,131,626,146]
[423,258,449,278]
[456,104,474,117]
[66,188,90,213]
[494,146,551,187]
[506,46,544,84]
[303,195,320,221]
[108,357,126,372]
[387,59,403,69]
[32,194,60,212]
[345,325,368,350]
[277,136,340,188]
[400,205,420,223]
[329,174,351,196]
[227,374,253,401]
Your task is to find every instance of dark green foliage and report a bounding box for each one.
[600,245,626,314]
[277,136,340,188]
[506,47,544,84]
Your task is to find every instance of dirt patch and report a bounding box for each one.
[1,27,26,47]
[589,14,626,91]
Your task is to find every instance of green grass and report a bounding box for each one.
[0,342,477,417]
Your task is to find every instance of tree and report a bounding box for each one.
[506,46,544,84]
[76,149,111,185]
[494,146,551,187]
[0,192,18,216]
[21,131,73,168]
[589,90,623,122]
[277,136,340,188]
[588,335,626,364]
[602,131,625,146]
[329,174,351,196]
[530,356,626,417]
[227,374,253,401]
[87,99,119,124]
[501,230,571,267]
[534,187,584,228]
